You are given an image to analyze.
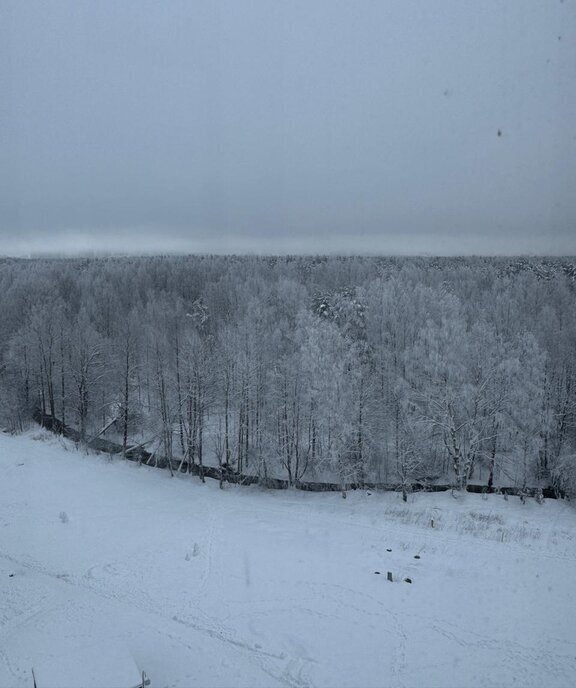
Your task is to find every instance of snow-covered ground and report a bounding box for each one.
[1,430,575,688]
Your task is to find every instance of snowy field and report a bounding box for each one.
[1,430,576,688]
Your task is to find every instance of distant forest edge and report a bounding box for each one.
[1,255,575,497]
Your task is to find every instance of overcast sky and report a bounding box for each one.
[1,0,575,256]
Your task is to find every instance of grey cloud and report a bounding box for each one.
[1,0,575,255]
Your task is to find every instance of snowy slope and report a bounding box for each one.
[1,429,575,688]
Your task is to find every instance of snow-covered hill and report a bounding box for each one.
[1,429,575,688]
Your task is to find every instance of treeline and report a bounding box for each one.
[0,255,574,496]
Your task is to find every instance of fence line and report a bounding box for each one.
[32,411,564,499]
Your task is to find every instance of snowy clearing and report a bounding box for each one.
[1,430,575,688]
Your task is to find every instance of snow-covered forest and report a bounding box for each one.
[1,255,575,495]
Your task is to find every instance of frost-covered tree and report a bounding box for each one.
[295,309,363,489]
[405,298,506,490]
